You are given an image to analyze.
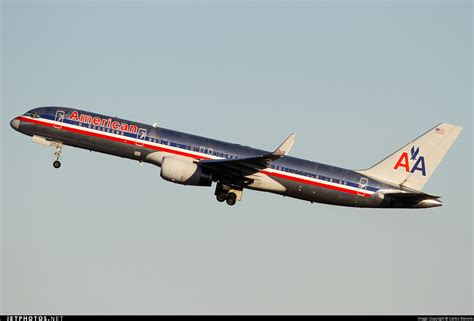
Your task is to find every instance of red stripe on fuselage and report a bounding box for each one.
[262,171,371,197]
[18,115,208,160]
[19,116,372,198]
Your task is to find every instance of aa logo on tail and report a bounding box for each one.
[393,146,427,176]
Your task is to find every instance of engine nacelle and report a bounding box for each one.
[160,157,212,186]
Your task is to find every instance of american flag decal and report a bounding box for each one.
[435,127,445,135]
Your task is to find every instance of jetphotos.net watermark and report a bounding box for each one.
[5,316,63,321]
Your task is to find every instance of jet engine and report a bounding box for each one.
[160,157,212,186]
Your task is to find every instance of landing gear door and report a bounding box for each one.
[136,128,147,147]
[357,177,368,196]
[54,110,65,129]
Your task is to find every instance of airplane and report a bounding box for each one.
[10,107,462,208]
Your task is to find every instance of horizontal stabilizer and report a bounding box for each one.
[376,190,443,208]
[380,191,440,200]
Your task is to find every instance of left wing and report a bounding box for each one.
[197,133,295,180]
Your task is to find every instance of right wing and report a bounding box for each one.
[197,133,296,182]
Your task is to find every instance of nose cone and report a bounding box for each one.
[10,118,20,130]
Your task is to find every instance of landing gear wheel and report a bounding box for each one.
[226,192,237,206]
[53,160,61,169]
[216,191,227,202]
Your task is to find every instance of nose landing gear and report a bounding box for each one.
[215,182,242,206]
[52,143,63,169]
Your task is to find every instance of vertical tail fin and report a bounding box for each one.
[358,123,463,191]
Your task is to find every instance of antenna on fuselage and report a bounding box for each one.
[153,122,158,128]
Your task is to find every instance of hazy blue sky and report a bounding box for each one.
[1,0,472,315]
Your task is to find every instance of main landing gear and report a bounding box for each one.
[215,182,242,206]
[52,143,63,169]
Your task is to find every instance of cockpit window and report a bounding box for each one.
[30,112,40,118]
[23,112,32,117]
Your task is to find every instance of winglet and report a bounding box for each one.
[273,133,296,157]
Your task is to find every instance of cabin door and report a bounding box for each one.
[136,128,147,147]
[54,110,65,129]
[357,177,368,196]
